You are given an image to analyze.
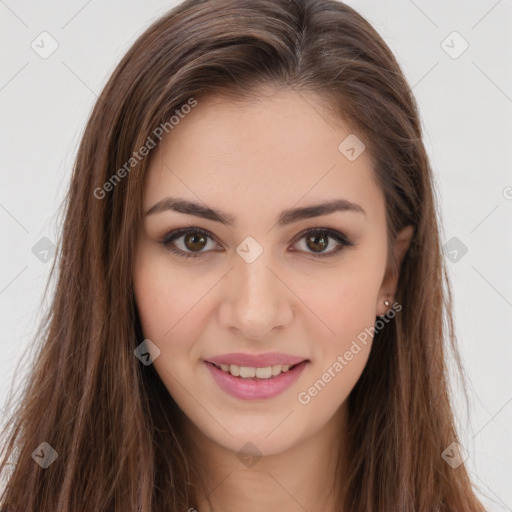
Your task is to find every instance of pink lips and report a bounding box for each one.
[204,352,309,400]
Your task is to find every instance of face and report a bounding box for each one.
[133,88,400,457]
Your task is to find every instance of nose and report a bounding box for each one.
[218,250,294,341]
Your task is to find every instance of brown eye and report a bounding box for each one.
[292,228,353,257]
[183,232,208,252]
[161,228,218,259]
[161,227,355,260]
[305,232,329,253]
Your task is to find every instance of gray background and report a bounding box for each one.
[1,1,511,509]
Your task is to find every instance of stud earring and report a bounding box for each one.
[378,298,392,319]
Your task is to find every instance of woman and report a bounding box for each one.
[0,0,488,510]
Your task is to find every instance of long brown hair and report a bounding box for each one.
[0,0,488,510]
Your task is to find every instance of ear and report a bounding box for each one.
[377,224,414,316]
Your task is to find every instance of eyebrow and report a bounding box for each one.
[145,197,366,225]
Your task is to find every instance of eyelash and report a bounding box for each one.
[159,227,355,259]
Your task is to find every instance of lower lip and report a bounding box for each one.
[205,361,308,400]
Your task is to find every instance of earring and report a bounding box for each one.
[378,298,392,319]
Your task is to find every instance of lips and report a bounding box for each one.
[205,359,308,400]
[205,352,308,367]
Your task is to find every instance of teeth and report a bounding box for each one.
[214,362,296,379]
[239,366,256,378]
[256,367,272,378]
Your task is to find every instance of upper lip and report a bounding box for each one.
[205,352,308,368]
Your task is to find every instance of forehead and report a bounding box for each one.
[143,89,384,226]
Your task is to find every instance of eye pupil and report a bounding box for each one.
[185,233,207,251]
[306,233,328,253]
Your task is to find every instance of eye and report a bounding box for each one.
[160,228,220,259]
[291,227,355,257]
[159,227,355,259]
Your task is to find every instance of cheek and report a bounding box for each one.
[133,248,219,377]
[299,260,383,348]
[296,287,375,415]
[133,254,204,402]
[295,252,385,408]
[133,257,170,341]
[134,246,199,341]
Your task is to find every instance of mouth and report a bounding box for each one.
[204,359,309,400]
[205,360,303,379]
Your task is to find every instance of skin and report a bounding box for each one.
[133,87,413,512]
